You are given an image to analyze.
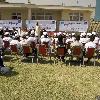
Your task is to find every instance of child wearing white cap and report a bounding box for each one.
[3,32,12,43]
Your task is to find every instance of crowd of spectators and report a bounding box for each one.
[0,24,100,67]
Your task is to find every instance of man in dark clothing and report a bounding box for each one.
[0,34,4,67]
[0,27,4,38]
[0,36,13,74]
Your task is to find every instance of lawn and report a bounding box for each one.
[0,56,100,100]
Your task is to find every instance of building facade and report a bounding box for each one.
[0,2,95,27]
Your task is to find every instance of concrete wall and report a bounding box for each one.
[1,8,28,20]
[0,7,94,27]
[0,7,93,20]
[61,9,92,21]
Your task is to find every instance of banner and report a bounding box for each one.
[59,21,88,32]
[26,20,56,31]
[0,20,22,30]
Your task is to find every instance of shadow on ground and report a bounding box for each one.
[66,60,100,67]
[3,56,16,62]
[0,70,19,77]
[21,57,54,64]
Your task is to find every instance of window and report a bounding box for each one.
[31,13,36,20]
[45,13,53,20]
[32,16,36,20]
[12,12,21,20]
[32,12,54,20]
[69,12,84,21]
[45,16,53,20]
[80,13,84,21]
[37,16,44,20]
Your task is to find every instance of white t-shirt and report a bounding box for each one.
[93,37,99,44]
[3,37,12,42]
[10,40,21,49]
[85,41,96,51]
[40,37,51,46]
[27,37,37,44]
[80,37,90,44]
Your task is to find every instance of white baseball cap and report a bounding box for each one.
[66,33,69,37]
[92,32,96,35]
[59,32,62,35]
[4,32,9,35]
[57,32,62,36]
[14,34,20,39]
[72,33,75,36]
[0,27,2,30]
[43,32,48,35]
[81,32,86,37]
[87,33,92,36]
[63,32,66,35]
[54,33,57,36]
[31,30,35,34]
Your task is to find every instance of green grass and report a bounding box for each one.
[0,56,100,100]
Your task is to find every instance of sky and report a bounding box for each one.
[6,0,96,7]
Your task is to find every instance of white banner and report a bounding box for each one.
[26,20,56,31]
[0,20,22,30]
[59,21,88,32]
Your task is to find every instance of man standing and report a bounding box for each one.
[35,22,41,38]
[0,27,4,38]
[0,34,13,74]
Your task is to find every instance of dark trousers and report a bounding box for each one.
[0,56,4,67]
[0,48,4,67]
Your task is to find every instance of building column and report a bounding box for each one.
[28,8,32,20]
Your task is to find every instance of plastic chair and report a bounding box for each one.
[22,45,34,63]
[43,42,49,48]
[10,44,19,54]
[66,42,71,49]
[69,46,83,66]
[83,48,96,66]
[38,44,48,57]
[10,44,20,65]
[30,41,36,48]
[57,47,65,58]
[3,40,10,49]
[37,44,50,63]
[55,46,66,65]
